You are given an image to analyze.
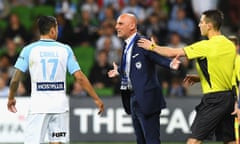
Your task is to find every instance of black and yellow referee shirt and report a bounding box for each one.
[233,55,240,97]
[184,35,236,94]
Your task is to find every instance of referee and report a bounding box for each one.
[138,10,236,144]
[231,35,240,122]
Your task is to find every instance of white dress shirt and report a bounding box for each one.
[124,33,137,89]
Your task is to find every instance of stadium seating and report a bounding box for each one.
[31,5,55,19]
[10,6,33,30]
[66,45,95,92]
[0,20,7,30]
[95,87,114,97]
[73,45,95,76]
[10,5,55,31]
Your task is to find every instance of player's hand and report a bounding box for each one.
[108,62,119,78]
[7,98,17,113]
[94,98,104,115]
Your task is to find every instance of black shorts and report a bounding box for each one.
[189,90,235,142]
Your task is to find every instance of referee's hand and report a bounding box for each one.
[232,102,240,122]
[7,98,17,113]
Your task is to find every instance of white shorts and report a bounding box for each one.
[24,112,69,144]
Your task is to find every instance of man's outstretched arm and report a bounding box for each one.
[137,37,186,58]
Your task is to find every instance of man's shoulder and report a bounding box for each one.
[136,33,148,40]
[54,41,71,48]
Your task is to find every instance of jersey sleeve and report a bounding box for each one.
[67,46,80,75]
[183,40,208,59]
[14,47,29,72]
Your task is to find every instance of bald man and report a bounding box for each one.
[108,13,180,144]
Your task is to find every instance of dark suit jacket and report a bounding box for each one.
[119,34,171,116]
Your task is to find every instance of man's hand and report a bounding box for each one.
[94,98,104,115]
[183,74,200,87]
[108,62,119,78]
[232,102,240,122]
[137,37,154,50]
[7,98,17,113]
[170,55,181,70]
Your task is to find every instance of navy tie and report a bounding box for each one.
[120,42,128,90]
[122,42,127,75]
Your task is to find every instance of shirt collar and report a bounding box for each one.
[125,33,137,45]
[39,38,55,42]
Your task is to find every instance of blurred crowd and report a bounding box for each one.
[0,0,239,98]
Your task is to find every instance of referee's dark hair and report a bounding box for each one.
[37,16,57,35]
[203,10,224,31]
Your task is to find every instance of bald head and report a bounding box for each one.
[115,13,138,40]
[121,13,137,26]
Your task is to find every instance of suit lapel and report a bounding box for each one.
[120,33,140,76]
[130,34,140,74]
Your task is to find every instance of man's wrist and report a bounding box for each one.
[116,71,119,76]
[149,43,155,51]
[8,97,15,100]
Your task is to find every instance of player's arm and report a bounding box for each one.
[137,37,186,58]
[9,69,23,99]
[7,68,24,113]
[73,70,104,114]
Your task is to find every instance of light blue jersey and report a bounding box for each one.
[15,39,80,113]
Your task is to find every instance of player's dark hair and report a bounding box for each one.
[202,10,224,30]
[37,16,57,35]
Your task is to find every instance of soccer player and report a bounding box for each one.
[7,16,104,144]
[138,10,236,144]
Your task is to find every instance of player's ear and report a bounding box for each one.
[49,27,56,37]
[50,27,55,35]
